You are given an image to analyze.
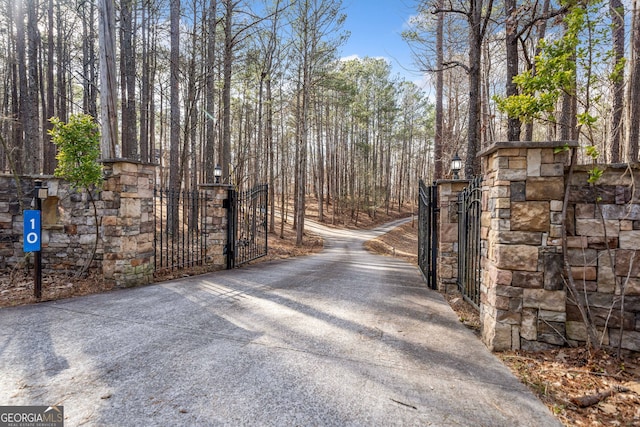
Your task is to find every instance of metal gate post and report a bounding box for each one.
[418,180,439,290]
[225,188,237,269]
[429,183,438,289]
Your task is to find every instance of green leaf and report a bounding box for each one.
[49,114,102,191]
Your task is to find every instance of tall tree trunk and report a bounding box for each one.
[56,1,67,122]
[317,100,325,222]
[505,0,520,142]
[524,0,551,141]
[267,75,276,233]
[168,0,181,234]
[297,72,308,245]
[628,0,640,162]
[559,22,577,142]
[609,0,624,162]
[23,0,41,173]
[465,0,492,177]
[98,0,118,158]
[43,0,56,174]
[204,0,217,182]
[120,0,137,159]
[222,0,233,183]
[140,2,150,163]
[434,0,444,179]
[15,0,26,173]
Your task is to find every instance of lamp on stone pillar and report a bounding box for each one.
[214,164,222,184]
[451,152,462,180]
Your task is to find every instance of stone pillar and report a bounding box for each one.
[436,179,470,292]
[199,184,232,269]
[479,141,577,351]
[101,160,156,287]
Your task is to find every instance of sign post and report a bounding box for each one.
[24,180,44,299]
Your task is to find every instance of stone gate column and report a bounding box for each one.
[478,141,577,351]
[199,184,232,269]
[101,160,156,287]
[436,179,470,292]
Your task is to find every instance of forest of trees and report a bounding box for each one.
[406,0,640,176]
[2,0,639,243]
[0,0,434,244]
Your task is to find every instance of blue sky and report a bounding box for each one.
[340,0,425,85]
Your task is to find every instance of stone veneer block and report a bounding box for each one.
[526,149,541,177]
[488,266,513,285]
[575,204,595,218]
[540,163,564,177]
[575,218,620,237]
[550,200,563,211]
[489,186,509,199]
[540,148,556,164]
[620,230,640,249]
[543,252,565,290]
[622,278,640,296]
[597,256,616,294]
[567,248,598,266]
[523,289,566,311]
[495,197,511,209]
[498,148,524,156]
[492,156,510,170]
[512,271,543,288]
[483,313,513,351]
[539,309,566,322]
[549,224,563,238]
[495,230,542,245]
[526,177,564,200]
[610,330,640,352]
[494,244,539,271]
[509,158,527,169]
[510,181,526,202]
[571,266,597,281]
[521,309,538,340]
[566,321,587,341]
[511,201,549,232]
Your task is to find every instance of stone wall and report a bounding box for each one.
[473,141,640,353]
[0,176,91,272]
[566,165,640,351]
[0,161,232,288]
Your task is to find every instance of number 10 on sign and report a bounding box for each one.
[24,210,41,252]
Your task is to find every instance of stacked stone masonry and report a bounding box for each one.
[0,161,230,289]
[479,142,570,352]
[436,180,470,292]
[475,141,640,353]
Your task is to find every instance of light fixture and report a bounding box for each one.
[34,180,48,199]
[451,152,462,180]
[214,164,222,184]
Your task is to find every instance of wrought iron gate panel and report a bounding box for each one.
[418,179,438,289]
[227,184,268,268]
[154,187,208,271]
[457,176,482,309]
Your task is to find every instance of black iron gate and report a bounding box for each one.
[226,184,268,268]
[418,179,438,289]
[457,176,482,309]
[154,187,209,271]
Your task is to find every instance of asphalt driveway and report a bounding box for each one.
[0,219,561,426]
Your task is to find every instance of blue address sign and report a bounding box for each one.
[23,210,41,252]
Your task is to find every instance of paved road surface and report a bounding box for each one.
[0,219,561,426]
